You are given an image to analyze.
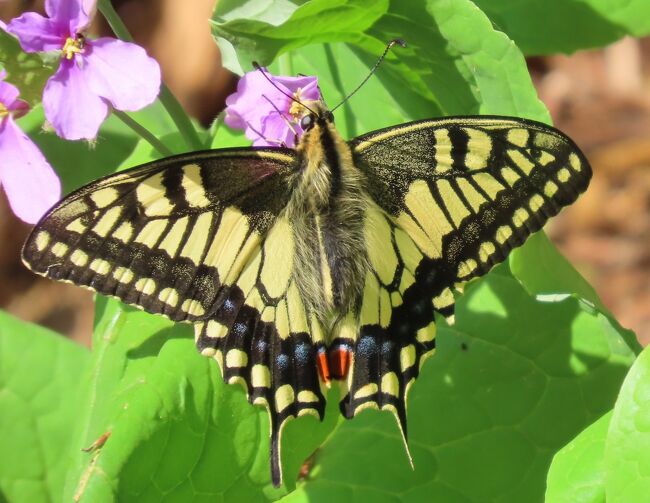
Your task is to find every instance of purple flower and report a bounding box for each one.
[225,68,320,148]
[6,0,161,140]
[0,71,61,224]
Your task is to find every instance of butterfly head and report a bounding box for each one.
[299,101,335,133]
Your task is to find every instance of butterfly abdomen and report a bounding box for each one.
[289,120,369,334]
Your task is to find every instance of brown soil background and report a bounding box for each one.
[1,1,649,346]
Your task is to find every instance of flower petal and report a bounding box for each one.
[83,38,161,111]
[296,78,321,102]
[6,12,65,53]
[275,75,320,99]
[43,59,109,140]
[257,112,297,148]
[224,69,291,133]
[45,0,90,34]
[0,117,61,224]
[224,68,321,146]
[0,76,21,109]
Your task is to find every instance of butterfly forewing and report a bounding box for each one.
[351,116,591,284]
[23,148,296,322]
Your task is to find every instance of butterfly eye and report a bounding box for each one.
[300,114,314,130]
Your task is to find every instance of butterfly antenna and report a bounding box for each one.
[252,62,318,115]
[330,39,406,113]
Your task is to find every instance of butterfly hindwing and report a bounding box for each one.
[193,216,327,486]
[343,116,591,429]
[340,203,437,444]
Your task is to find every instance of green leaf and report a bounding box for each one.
[472,0,650,55]
[546,412,611,503]
[210,115,251,149]
[118,129,212,172]
[63,298,338,501]
[213,0,549,123]
[208,2,609,498]
[0,310,89,502]
[604,345,650,501]
[372,0,550,120]
[0,31,54,105]
[212,0,389,74]
[510,232,643,357]
[216,0,303,25]
[212,0,550,165]
[282,269,634,502]
[510,232,602,308]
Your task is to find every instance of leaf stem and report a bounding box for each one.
[113,110,172,157]
[96,0,133,42]
[97,0,203,151]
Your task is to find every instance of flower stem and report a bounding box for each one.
[279,53,293,77]
[113,110,173,157]
[97,0,203,152]
[158,86,204,150]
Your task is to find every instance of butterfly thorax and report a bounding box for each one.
[286,109,369,333]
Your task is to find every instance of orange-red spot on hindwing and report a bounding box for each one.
[328,345,352,380]
[316,347,331,385]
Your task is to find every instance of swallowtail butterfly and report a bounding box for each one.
[22,49,591,486]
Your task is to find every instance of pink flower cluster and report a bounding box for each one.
[0,71,60,223]
[224,68,320,148]
[0,0,161,223]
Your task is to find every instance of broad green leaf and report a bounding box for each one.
[222,0,551,142]
[210,115,251,148]
[368,0,550,121]
[213,5,608,499]
[545,411,611,503]
[282,269,635,502]
[511,233,642,357]
[214,0,549,123]
[125,100,181,140]
[212,0,389,74]
[0,310,89,502]
[472,0,650,55]
[510,232,602,308]
[604,345,650,501]
[217,0,304,25]
[118,129,212,172]
[63,298,338,502]
[0,31,54,105]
